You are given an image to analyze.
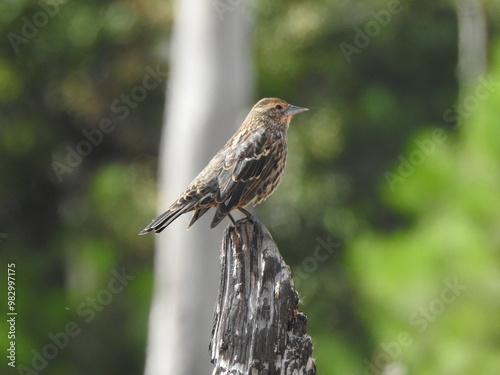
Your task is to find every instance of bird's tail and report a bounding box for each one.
[210,202,232,229]
[210,210,226,229]
[139,201,196,235]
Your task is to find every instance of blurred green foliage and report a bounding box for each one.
[0,0,499,374]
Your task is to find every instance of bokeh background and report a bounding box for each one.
[1,0,500,374]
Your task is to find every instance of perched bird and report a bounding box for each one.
[139,97,308,234]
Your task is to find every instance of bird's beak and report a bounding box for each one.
[285,105,309,116]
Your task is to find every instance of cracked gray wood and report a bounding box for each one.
[210,219,316,375]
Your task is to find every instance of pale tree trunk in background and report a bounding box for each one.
[144,1,253,374]
[455,0,487,87]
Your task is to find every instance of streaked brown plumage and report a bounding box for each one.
[139,98,308,234]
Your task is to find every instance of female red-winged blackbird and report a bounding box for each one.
[139,97,308,234]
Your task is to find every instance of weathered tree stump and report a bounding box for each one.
[210,218,316,375]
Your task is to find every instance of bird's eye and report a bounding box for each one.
[274,104,283,110]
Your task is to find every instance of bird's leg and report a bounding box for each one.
[227,213,237,226]
[238,208,256,223]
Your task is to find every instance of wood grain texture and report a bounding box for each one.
[210,218,316,375]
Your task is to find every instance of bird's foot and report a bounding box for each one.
[227,209,258,229]
[238,208,258,224]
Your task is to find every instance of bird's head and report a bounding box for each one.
[250,98,308,128]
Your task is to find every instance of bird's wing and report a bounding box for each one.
[215,130,276,217]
